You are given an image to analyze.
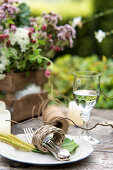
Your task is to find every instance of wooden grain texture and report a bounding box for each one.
[0,109,113,170]
[12,92,48,122]
[0,69,47,92]
[0,69,48,122]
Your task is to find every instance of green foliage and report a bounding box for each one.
[27,0,93,19]
[0,1,76,76]
[94,0,113,57]
[4,44,43,73]
[46,54,113,109]
[27,0,113,58]
[27,0,94,58]
[62,138,79,153]
[0,0,77,76]
[15,3,30,26]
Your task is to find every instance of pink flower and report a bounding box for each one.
[6,40,11,47]
[56,24,76,48]
[45,69,51,78]
[41,25,47,31]
[28,32,32,37]
[0,34,9,42]
[51,46,61,52]
[47,62,51,65]
[55,46,60,52]
[30,38,36,43]
[4,34,9,38]
[10,24,16,32]
[42,12,62,25]
[0,34,5,42]
[48,34,52,39]
[28,27,35,33]
[28,27,35,37]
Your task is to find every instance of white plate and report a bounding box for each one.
[0,134,94,165]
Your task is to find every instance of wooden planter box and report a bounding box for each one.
[0,68,48,122]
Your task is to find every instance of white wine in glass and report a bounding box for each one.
[73,71,101,144]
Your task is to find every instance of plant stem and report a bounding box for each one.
[0,136,32,151]
[40,56,53,70]
[8,134,36,150]
[0,133,39,152]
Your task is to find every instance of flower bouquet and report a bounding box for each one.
[0,0,76,121]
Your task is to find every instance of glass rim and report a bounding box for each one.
[73,71,102,77]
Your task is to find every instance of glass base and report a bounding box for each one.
[78,135,99,145]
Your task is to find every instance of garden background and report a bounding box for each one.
[26,0,113,109]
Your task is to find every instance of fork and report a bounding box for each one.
[23,127,70,161]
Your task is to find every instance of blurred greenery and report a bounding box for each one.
[94,0,113,57]
[27,0,95,58]
[27,0,113,58]
[27,0,93,19]
[15,3,30,26]
[45,54,113,109]
[26,0,113,109]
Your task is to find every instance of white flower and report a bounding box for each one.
[0,64,5,72]
[72,16,82,28]
[0,55,10,66]
[10,28,30,52]
[0,74,6,80]
[0,50,10,66]
[95,30,106,43]
[0,50,10,74]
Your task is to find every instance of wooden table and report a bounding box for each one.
[0,109,113,170]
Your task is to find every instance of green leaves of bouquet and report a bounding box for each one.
[0,0,76,79]
[15,3,30,26]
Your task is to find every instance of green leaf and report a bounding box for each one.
[29,55,37,62]
[38,40,45,46]
[37,57,42,64]
[16,3,30,26]
[19,18,30,26]
[19,3,30,17]
[34,49,40,56]
[32,137,79,154]
[62,138,79,153]
[34,137,79,154]
[9,48,18,59]
[0,91,6,99]
[25,71,30,77]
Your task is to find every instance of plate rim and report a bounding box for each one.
[0,134,94,166]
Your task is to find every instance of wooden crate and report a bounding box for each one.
[0,69,48,122]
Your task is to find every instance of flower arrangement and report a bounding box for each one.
[0,0,76,79]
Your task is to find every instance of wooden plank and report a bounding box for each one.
[0,153,113,169]
[0,73,13,92]
[0,69,47,92]
[12,92,48,122]
[13,69,47,91]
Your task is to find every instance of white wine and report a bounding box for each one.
[73,90,99,112]
[73,71,101,144]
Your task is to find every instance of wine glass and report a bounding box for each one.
[73,71,101,144]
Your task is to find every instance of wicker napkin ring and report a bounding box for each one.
[32,125,65,153]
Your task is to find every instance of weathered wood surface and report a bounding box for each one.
[0,109,113,170]
[12,91,48,122]
[0,69,48,122]
[0,69,47,92]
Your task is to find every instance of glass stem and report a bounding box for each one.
[81,121,89,136]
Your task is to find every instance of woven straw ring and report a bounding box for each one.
[32,125,65,153]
